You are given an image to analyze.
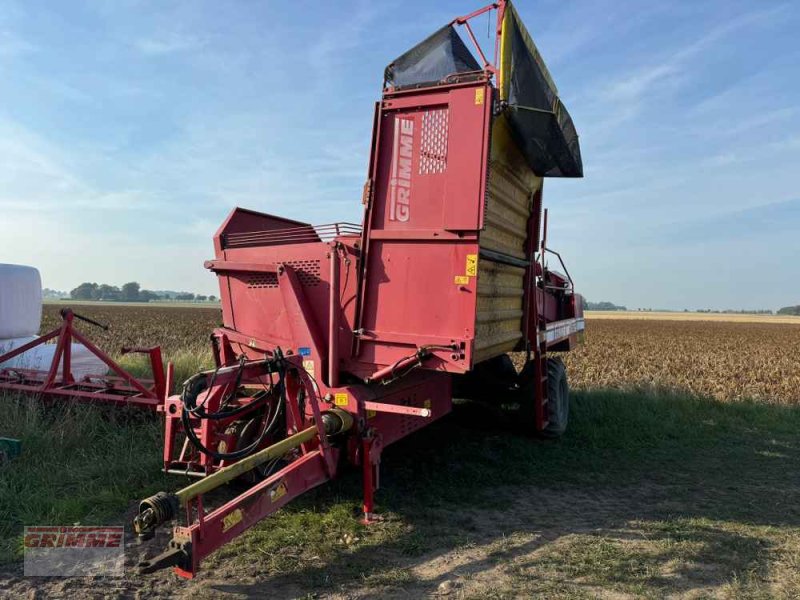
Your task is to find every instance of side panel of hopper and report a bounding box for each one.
[474,114,542,362]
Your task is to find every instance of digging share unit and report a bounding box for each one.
[135,0,585,577]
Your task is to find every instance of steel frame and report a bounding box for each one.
[0,309,165,409]
[156,255,451,577]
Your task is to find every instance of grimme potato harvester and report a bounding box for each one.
[135,0,585,577]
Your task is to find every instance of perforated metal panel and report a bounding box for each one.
[288,260,322,287]
[247,274,278,289]
[246,260,321,289]
[419,109,449,175]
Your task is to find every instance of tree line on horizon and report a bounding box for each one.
[580,297,790,314]
[68,282,217,303]
[581,298,627,311]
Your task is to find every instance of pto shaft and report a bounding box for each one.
[177,425,316,502]
[134,426,317,536]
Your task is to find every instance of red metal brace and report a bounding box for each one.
[360,429,383,524]
[0,308,164,409]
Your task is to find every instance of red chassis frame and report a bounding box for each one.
[0,309,166,409]
[154,344,450,578]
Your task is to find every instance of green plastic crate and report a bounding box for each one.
[0,437,21,463]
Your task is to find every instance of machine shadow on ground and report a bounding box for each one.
[201,387,800,598]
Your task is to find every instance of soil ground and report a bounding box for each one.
[2,388,798,599]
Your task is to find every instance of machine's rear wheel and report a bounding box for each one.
[539,357,569,439]
[516,356,569,438]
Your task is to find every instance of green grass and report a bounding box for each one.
[0,397,169,562]
[1,385,799,597]
[0,348,214,563]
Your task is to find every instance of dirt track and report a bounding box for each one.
[4,482,782,599]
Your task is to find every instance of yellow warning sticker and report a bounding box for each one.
[222,509,243,532]
[334,393,349,407]
[474,88,485,105]
[466,254,478,277]
[269,481,288,503]
[424,399,432,410]
[367,409,377,419]
[302,360,315,378]
[454,275,469,285]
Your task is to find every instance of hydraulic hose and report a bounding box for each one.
[179,350,298,462]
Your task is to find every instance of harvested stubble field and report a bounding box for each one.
[39,304,800,403]
[41,302,221,356]
[1,305,799,598]
[561,317,800,404]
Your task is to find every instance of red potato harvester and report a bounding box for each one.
[134,0,585,577]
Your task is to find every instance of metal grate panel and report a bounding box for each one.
[246,260,321,289]
[288,260,321,287]
[247,273,278,289]
[419,109,448,175]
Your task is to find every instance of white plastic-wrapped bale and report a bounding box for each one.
[0,336,108,380]
[0,264,43,339]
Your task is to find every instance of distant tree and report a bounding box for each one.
[139,290,158,302]
[97,284,121,301]
[209,295,217,302]
[43,288,67,299]
[196,295,207,302]
[70,282,98,300]
[175,292,195,301]
[587,301,627,311]
[778,305,800,316]
[121,282,141,302]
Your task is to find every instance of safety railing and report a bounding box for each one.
[223,222,362,249]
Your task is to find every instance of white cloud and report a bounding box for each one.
[599,5,788,116]
[135,32,204,56]
[0,118,158,213]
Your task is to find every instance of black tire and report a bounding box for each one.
[540,357,569,439]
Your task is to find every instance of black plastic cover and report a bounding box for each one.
[503,11,583,177]
[382,5,583,178]
[384,25,482,89]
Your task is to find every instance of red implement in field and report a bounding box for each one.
[135,0,585,577]
[0,308,166,410]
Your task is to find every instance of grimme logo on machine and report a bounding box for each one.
[389,117,414,222]
[23,526,124,576]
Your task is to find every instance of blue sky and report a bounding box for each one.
[0,0,798,310]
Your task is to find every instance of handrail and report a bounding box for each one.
[542,246,574,291]
[223,222,362,249]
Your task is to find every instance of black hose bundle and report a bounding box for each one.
[180,350,289,461]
